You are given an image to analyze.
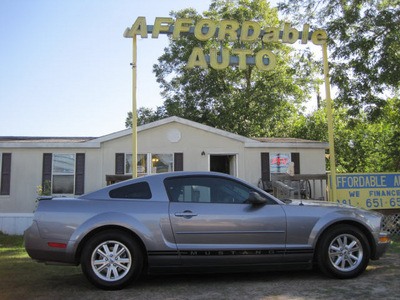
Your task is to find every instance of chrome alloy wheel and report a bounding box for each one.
[328,233,363,272]
[91,240,132,282]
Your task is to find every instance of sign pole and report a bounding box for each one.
[323,43,337,201]
[132,35,138,178]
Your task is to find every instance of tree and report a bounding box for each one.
[127,0,321,137]
[373,96,400,171]
[278,0,400,118]
[287,96,400,172]
[125,107,166,128]
[277,0,400,172]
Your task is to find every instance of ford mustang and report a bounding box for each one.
[24,172,390,290]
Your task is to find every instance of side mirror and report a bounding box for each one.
[246,191,268,205]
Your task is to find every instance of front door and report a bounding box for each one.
[210,154,236,176]
[165,175,287,266]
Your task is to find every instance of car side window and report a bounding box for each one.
[109,182,152,199]
[164,176,255,204]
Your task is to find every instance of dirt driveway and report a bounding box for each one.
[2,233,399,300]
[31,251,400,300]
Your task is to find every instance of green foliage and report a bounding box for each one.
[36,180,51,196]
[125,107,166,128]
[0,232,25,248]
[35,180,51,212]
[126,0,320,136]
[287,97,400,172]
[278,0,400,118]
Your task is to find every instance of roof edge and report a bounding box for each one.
[0,116,329,149]
[245,141,329,149]
[90,116,256,144]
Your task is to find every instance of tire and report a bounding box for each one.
[81,230,143,290]
[316,224,370,279]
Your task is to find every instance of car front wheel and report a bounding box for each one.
[81,230,143,290]
[317,224,370,279]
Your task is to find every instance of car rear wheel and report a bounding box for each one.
[317,224,370,279]
[81,230,143,290]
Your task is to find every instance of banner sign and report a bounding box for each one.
[124,17,328,71]
[329,173,400,209]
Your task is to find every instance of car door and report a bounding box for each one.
[165,175,287,266]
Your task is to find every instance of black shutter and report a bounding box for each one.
[115,153,125,175]
[291,152,300,174]
[174,153,183,171]
[42,153,52,187]
[1,153,11,195]
[261,152,270,181]
[75,153,85,195]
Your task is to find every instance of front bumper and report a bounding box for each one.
[371,231,391,260]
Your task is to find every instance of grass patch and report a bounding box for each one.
[0,233,24,248]
[0,232,84,300]
[0,233,26,260]
[389,235,400,254]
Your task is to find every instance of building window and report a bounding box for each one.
[123,153,173,176]
[116,153,183,177]
[125,154,148,176]
[260,152,300,187]
[270,153,291,174]
[52,154,75,194]
[0,153,12,195]
[42,153,85,195]
[151,154,173,174]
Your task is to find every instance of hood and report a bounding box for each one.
[284,199,355,209]
[284,199,384,218]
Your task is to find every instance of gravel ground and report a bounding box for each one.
[3,234,398,300]
[32,251,400,300]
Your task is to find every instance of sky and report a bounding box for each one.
[0,0,212,137]
[1,0,319,138]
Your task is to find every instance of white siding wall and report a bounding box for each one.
[0,148,102,214]
[0,120,327,234]
[0,213,33,235]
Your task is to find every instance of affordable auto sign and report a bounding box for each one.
[330,173,400,209]
[124,17,328,71]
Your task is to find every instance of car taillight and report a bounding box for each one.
[48,242,67,248]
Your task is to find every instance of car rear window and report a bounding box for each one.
[109,182,152,199]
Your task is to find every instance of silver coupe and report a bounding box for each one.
[24,172,390,290]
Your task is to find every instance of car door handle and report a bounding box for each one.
[174,211,198,218]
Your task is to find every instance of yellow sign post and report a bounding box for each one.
[131,35,138,178]
[323,44,337,202]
